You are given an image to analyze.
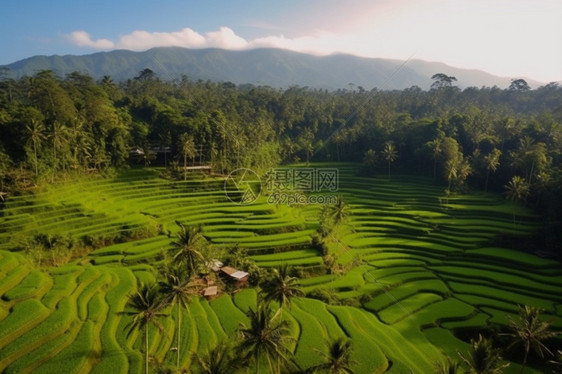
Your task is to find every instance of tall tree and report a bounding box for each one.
[431,73,458,90]
[434,356,460,374]
[504,176,530,223]
[171,221,207,275]
[123,283,167,374]
[510,136,548,184]
[158,261,198,370]
[260,264,304,314]
[329,196,349,225]
[457,334,510,374]
[483,148,501,192]
[503,305,559,373]
[509,79,530,91]
[195,341,241,374]
[26,116,46,177]
[237,302,296,374]
[426,138,443,179]
[362,148,377,173]
[308,337,357,374]
[299,128,315,165]
[179,133,196,180]
[382,141,398,179]
[50,120,65,177]
[444,152,472,192]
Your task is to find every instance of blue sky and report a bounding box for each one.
[1,0,561,82]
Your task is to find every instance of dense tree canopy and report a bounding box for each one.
[1,70,561,250]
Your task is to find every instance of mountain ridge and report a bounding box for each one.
[0,47,546,90]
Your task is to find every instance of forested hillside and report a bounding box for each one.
[1,70,561,252]
[0,47,535,89]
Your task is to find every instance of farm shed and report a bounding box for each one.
[219,266,249,287]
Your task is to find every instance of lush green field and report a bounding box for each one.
[0,164,560,373]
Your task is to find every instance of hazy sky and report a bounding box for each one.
[1,0,560,82]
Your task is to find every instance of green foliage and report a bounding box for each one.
[236,302,297,373]
[503,305,560,370]
[0,165,560,373]
[458,334,510,374]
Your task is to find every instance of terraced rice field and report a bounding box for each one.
[0,164,560,373]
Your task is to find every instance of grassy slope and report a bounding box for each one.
[0,164,560,373]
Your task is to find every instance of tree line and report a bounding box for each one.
[1,69,561,248]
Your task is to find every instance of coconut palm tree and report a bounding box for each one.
[158,261,198,370]
[50,120,65,176]
[505,176,530,204]
[123,282,168,374]
[427,137,443,179]
[260,264,304,313]
[328,196,349,225]
[503,305,559,373]
[504,176,530,223]
[548,350,562,373]
[458,334,509,374]
[180,133,196,180]
[26,117,46,177]
[195,341,241,374]
[382,141,398,179]
[237,302,297,374]
[362,149,377,173]
[171,221,207,275]
[307,337,357,374]
[434,356,460,374]
[483,148,501,192]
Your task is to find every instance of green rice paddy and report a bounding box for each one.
[0,163,560,373]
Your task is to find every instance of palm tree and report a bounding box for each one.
[180,133,196,180]
[51,120,65,176]
[362,149,377,173]
[382,141,398,179]
[504,176,530,223]
[434,356,460,374]
[328,196,349,225]
[158,131,171,167]
[122,282,168,374]
[260,264,304,313]
[445,153,472,192]
[237,302,297,374]
[308,337,357,374]
[195,341,241,374]
[503,305,559,373]
[426,138,443,179]
[458,334,509,374]
[483,149,501,192]
[26,118,46,177]
[300,128,315,165]
[171,221,207,275]
[548,350,562,373]
[510,136,545,184]
[158,261,198,370]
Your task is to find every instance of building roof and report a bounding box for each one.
[230,270,249,280]
[220,266,249,280]
[220,266,237,275]
[203,286,218,296]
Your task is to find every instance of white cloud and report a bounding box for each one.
[66,27,334,54]
[205,27,248,49]
[65,2,562,83]
[118,28,206,50]
[66,31,114,49]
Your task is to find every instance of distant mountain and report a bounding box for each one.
[0,47,544,90]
